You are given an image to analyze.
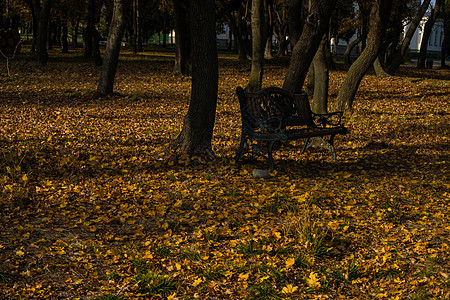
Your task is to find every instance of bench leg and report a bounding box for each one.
[235,137,246,162]
[267,141,276,171]
[301,136,337,160]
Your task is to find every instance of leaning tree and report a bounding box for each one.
[334,0,393,111]
[97,0,126,96]
[282,0,337,95]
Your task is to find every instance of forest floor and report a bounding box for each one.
[0,47,449,299]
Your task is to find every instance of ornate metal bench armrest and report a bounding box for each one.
[311,111,344,127]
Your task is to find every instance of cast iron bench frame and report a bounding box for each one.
[235,86,348,171]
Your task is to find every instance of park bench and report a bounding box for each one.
[235,86,347,171]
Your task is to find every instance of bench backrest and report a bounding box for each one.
[236,86,314,130]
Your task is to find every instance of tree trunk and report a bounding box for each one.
[441,2,450,68]
[71,15,80,47]
[289,0,303,49]
[325,28,336,71]
[343,36,361,67]
[32,0,51,67]
[306,63,315,98]
[334,0,393,112]
[173,0,191,75]
[132,0,137,54]
[264,0,273,60]
[312,33,329,114]
[83,0,102,65]
[388,0,430,75]
[31,10,37,53]
[178,0,218,156]
[136,0,142,52]
[97,0,125,95]
[83,0,94,57]
[230,10,250,61]
[373,56,390,77]
[417,0,442,68]
[282,0,337,94]
[247,0,265,92]
[61,21,68,53]
[47,21,53,50]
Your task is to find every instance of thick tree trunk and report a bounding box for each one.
[417,0,442,68]
[32,0,51,67]
[388,0,431,75]
[178,0,218,156]
[312,34,329,114]
[83,0,102,65]
[282,0,337,94]
[97,0,125,96]
[289,0,303,49]
[83,0,94,57]
[334,0,393,112]
[173,0,191,75]
[247,0,265,92]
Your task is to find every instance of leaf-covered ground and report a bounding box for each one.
[0,47,449,299]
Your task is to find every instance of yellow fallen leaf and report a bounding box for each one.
[285,257,295,269]
[167,293,178,300]
[282,284,298,294]
[238,272,249,281]
[16,250,25,256]
[192,277,202,286]
[306,272,321,289]
[273,231,281,239]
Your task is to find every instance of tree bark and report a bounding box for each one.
[97,0,125,95]
[31,0,51,67]
[388,0,431,75]
[289,0,303,49]
[264,0,273,60]
[83,0,102,65]
[311,33,329,114]
[417,0,442,68]
[334,0,393,112]
[247,0,265,92]
[71,15,80,47]
[343,36,361,67]
[373,55,390,77]
[178,0,218,156]
[230,10,250,61]
[282,0,337,94]
[61,21,68,53]
[173,0,191,75]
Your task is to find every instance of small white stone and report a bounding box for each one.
[252,169,270,179]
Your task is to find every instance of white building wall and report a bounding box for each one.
[405,17,444,53]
